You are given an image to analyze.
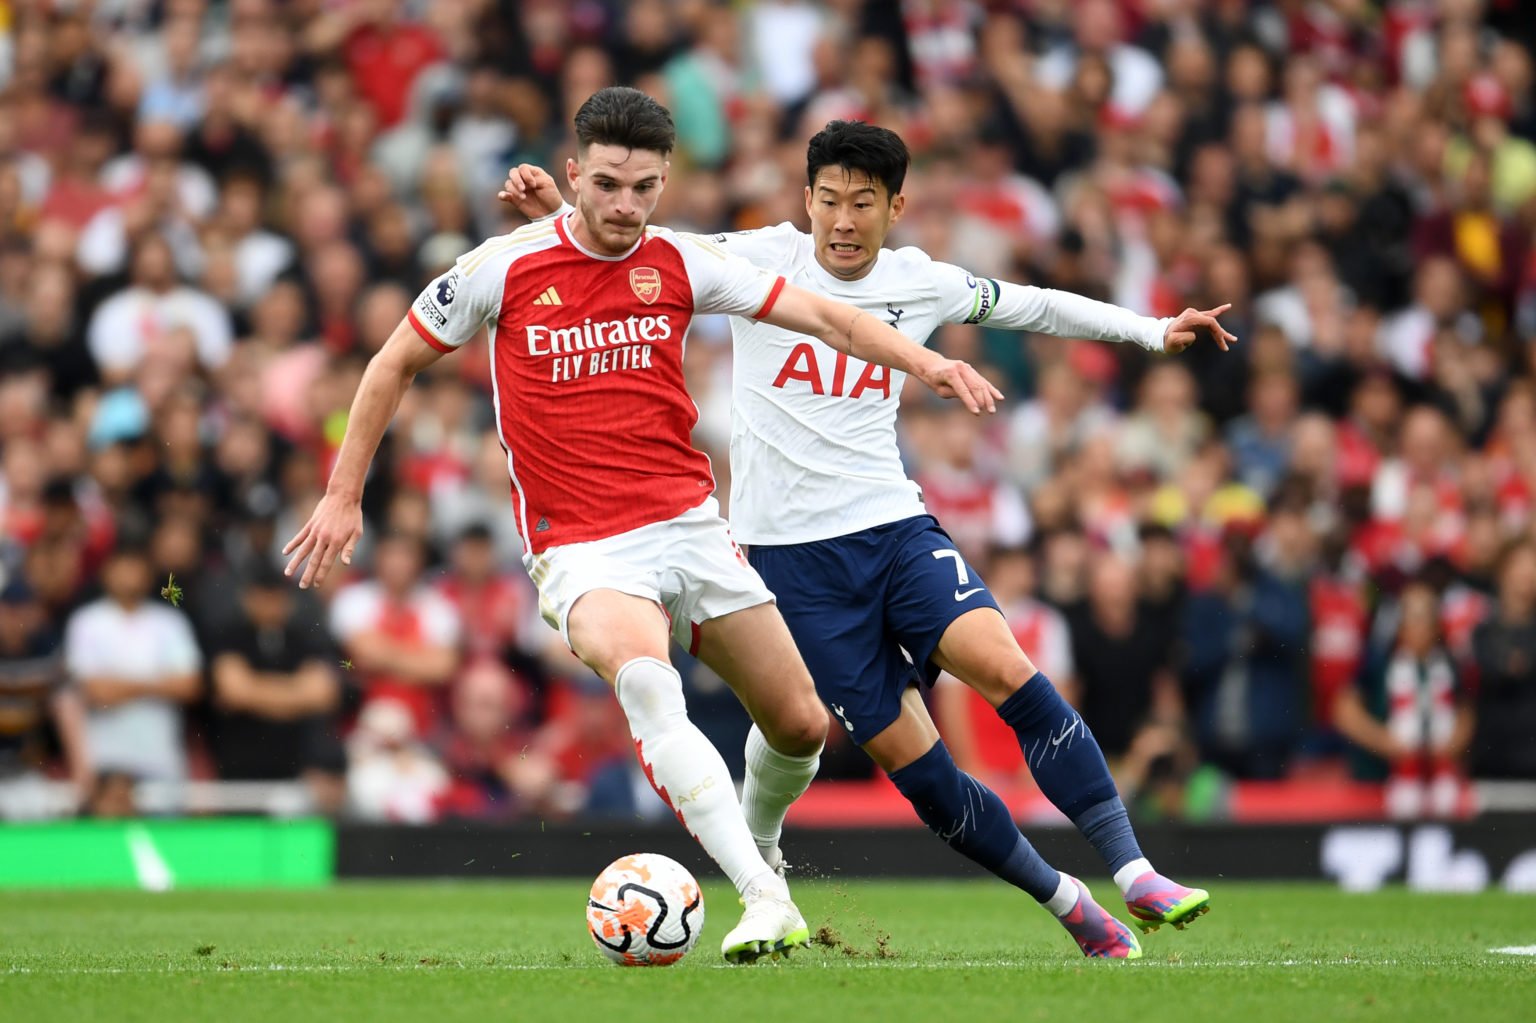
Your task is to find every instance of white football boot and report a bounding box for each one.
[720,873,810,964]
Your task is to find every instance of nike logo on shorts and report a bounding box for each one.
[954,587,984,601]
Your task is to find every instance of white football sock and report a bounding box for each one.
[1044,872,1081,917]
[740,724,821,859]
[615,657,769,895]
[1114,857,1154,896]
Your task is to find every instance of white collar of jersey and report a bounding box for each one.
[802,233,887,291]
[558,211,646,262]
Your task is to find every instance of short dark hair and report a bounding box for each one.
[573,87,675,155]
[806,120,910,200]
[241,561,290,593]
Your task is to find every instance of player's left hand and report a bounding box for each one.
[1163,303,1238,354]
[282,492,364,590]
[914,357,1004,415]
[497,164,564,220]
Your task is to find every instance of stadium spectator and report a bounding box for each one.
[346,697,449,824]
[1003,357,1115,491]
[0,578,89,819]
[434,523,532,664]
[1470,541,1536,780]
[1035,0,1163,121]
[1225,370,1300,501]
[911,403,1030,565]
[1116,362,1209,485]
[84,234,234,384]
[1067,553,1183,797]
[208,565,346,813]
[63,542,201,786]
[1339,582,1474,818]
[329,531,461,736]
[1182,510,1314,781]
[435,657,556,821]
[1308,531,1371,739]
[528,673,640,819]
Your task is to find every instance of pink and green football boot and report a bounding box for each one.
[1123,871,1211,934]
[1057,877,1142,959]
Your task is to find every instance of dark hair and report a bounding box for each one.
[573,87,675,155]
[241,561,290,592]
[106,539,153,563]
[805,120,910,200]
[457,522,494,544]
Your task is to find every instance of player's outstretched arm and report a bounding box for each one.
[764,285,1003,414]
[283,320,446,589]
[940,268,1237,355]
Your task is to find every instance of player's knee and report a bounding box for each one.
[762,702,826,757]
[614,656,687,734]
[785,715,829,757]
[973,656,1036,706]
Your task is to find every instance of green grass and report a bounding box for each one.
[2,881,1534,1022]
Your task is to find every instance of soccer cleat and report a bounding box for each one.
[720,876,811,964]
[1057,877,1143,959]
[1124,871,1211,933]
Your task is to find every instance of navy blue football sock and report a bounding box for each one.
[887,741,1060,903]
[996,672,1143,874]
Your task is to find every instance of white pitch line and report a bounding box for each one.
[2,957,1441,978]
[1490,946,1536,956]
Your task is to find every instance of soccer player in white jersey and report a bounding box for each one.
[283,92,1001,964]
[502,120,1233,959]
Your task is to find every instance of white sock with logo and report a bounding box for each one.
[740,724,821,861]
[615,657,771,895]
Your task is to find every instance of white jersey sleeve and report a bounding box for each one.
[409,238,512,351]
[670,232,787,319]
[700,222,805,267]
[931,260,1170,352]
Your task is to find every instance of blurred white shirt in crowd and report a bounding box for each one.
[64,599,201,782]
[1035,42,1164,117]
[746,1,826,105]
[86,284,234,374]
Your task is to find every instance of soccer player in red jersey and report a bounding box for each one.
[282,88,1000,963]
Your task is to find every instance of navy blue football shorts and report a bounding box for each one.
[747,515,1002,746]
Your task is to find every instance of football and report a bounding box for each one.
[585,853,705,966]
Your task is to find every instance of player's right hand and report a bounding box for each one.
[282,493,363,590]
[914,356,1004,415]
[497,164,564,220]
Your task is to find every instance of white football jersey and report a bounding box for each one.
[712,223,1172,545]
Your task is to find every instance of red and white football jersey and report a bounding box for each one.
[407,214,786,553]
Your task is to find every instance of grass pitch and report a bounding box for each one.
[3,881,1533,1023]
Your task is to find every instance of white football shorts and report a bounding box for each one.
[522,496,774,653]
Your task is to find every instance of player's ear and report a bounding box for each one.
[566,157,580,192]
[803,185,813,217]
[889,192,906,224]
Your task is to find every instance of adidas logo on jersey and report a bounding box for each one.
[533,287,563,306]
[535,517,551,532]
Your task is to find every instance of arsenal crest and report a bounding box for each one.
[630,267,662,305]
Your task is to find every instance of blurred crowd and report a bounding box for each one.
[2,0,1536,825]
